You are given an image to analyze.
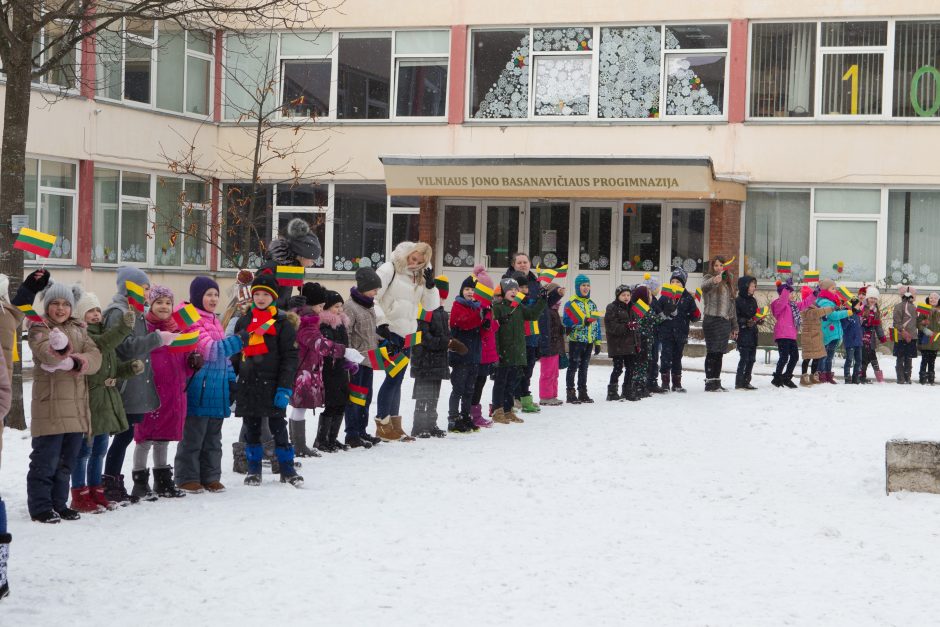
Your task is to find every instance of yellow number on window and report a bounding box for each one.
[842,64,859,115]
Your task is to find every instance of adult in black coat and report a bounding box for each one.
[656,268,701,392]
[258,218,322,309]
[734,275,760,390]
[604,285,639,400]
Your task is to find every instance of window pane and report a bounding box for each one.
[814,188,881,214]
[184,180,209,205]
[156,25,185,112]
[93,168,119,263]
[154,177,183,266]
[893,21,940,118]
[666,24,728,49]
[188,30,213,54]
[224,33,277,120]
[598,26,662,119]
[395,30,450,55]
[816,220,877,282]
[280,32,332,56]
[40,160,76,189]
[391,213,420,249]
[622,203,661,272]
[125,40,152,104]
[275,212,325,268]
[671,206,706,274]
[533,56,591,116]
[396,60,447,116]
[485,204,519,269]
[120,202,148,263]
[471,29,529,119]
[276,183,328,207]
[821,21,887,47]
[578,206,611,270]
[337,34,391,119]
[390,195,420,208]
[333,185,387,270]
[126,18,154,40]
[40,194,73,260]
[281,60,331,118]
[749,22,816,118]
[45,22,77,88]
[665,53,725,115]
[221,183,272,269]
[821,53,883,115]
[528,201,569,269]
[442,204,476,267]
[887,191,940,286]
[96,23,123,99]
[533,27,593,52]
[183,205,208,266]
[122,171,150,198]
[744,189,811,281]
[186,56,210,115]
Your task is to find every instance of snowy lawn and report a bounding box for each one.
[2,363,940,626]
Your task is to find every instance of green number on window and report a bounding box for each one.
[911,65,940,117]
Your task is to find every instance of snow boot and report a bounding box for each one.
[506,409,525,423]
[660,372,671,394]
[232,441,247,474]
[734,374,745,390]
[905,359,914,384]
[390,416,416,442]
[375,416,397,443]
[153,466,185,498]
[896,366,905,384]
[244,444,263,486]
[131,469,158,502]
[0,532,9,600]
[671,373,686,393]
[361,432,381,446]
[621,381,637,402]
[452,414,474,434]
[102,473,137,506]
[782,376,798,389]
[54,506,80,521]
[799,373,811,386]
[70,487,103,514]
[771,373,783,388]
[520,395,541,413]
[852,372,861,384]
[315,414,335,452]
[290,419,320,458]
[471,404,493,428]
[346,433,373,449]
[566,387,580,404]
[647,379,666,394]
[90,486,118,511]
[577,387,594,403]
[875,369,885,383]
[539,397,563,406]
[636,382,651,398]
[859,374,871,384]
[446,414,462,434]
[606,384,620,401]
[276,447,303,488]
[329,413,350,450]
[30,511,60,524]
[492,408,512,424]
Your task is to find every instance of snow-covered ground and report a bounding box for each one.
[2,360,940,626]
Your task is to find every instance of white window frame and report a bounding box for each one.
[276,31,337,121]
[153,177,211,270]
[390,29,450,121]
[23,156,79,266]
[271,183,330,270]
[816,20,890,120]
[32,19,82,92]
[182,30,215,117]
[386,196,420,259]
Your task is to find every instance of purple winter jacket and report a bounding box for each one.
[290,312,333,410]
[771,288,815,341]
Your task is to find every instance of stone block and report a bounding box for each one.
[886,440,940,495]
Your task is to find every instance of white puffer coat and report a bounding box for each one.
[375,241,441,338]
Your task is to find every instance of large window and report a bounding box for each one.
[221,183,273,269]
[894,21,940,118]
[23,158,77,263]
[280,32,333,119]
[153,177,209,267]
[224,33,277,120]
[749,23,816,117]
[332,184,387,269]
[887,191,940,285]
[622,203,662,272]
[528,201,569,270]
[744,189,811,280]
[34,21,79,89]
[337,32,392,119]
[578,205,612,270]
[388,195,420,254]
[394,30,449,117]
[92,168,150,264]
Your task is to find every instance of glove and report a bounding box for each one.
[343,361,360,375]
[288,295,306,310]
[537,286,549,300]
[48,327,69,351]
[130,359,145,375]
[627,320,638,330]
[482,318,492,330]
[159,331,178,346]
[332,343,347,359]
[274,387,292,409]
[122,310,137,328]
[902,330,913,342]
[594,344,601,356]
[22,269,50,294]
[344,347,364,364]
[423,267,435,289]
[377,324,392,341]
[448,338,469,355]
[41,356,74,372]
[187,351,204,371]
[746,319,757,328]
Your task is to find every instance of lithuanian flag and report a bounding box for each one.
[366,349,384,370]
[16,304,43,323]
[662,283,683,299]
[417,305,433,322]
[276,266,304,287]
[722,256,736,269]
[554,264,569,279]
[564,301,586,325]
[631,299,650,318]
[754,306,770,320]
[403,331,422,348]
[917,303,932,317]
[695,287,703,301]
[524,320,540,336]
[510,292,525,308]
[14,227,56,257]
[473,282,494,306]
[776,261,792,274]
[348,383,369,406]
[537,266,557,283]
[803,270,820,283]
[172,303,202,330]
[380,347,409,377]
[126,281,146,313]
[168,331,200,353]
[837,286,853,301]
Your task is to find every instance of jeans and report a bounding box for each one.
[821,340,839,373]
[376,346,410,417]
[514,345,539,398]
[243,415,289,448]
[736,346,756,379]
[861,346,880,378]
[844,345,862,379]
[659,338,685,376]
[174,416,224,486]
[449,364,478,415]
[71,432,109,487]
[104,413,143,476]
[566,341,593,390]
[27,432,83,516]
[492,365,520,412]
[774,339,799,378]
[344,367,374,437]
[538,355,559,401]
[610,355,635,387]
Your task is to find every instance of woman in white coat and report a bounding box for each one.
[373,241,440,441]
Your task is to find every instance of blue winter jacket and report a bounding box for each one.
[817,293,851,346]
[186,309,243,418]
[841,313,863,349]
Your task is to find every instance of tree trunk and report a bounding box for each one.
[0,45,36,430]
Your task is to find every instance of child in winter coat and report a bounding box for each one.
[27,283,102,523]
[841,298,864,384]
[318,291,357,451]
[287,282,327,457]
[893,286,918,384]
[657,268,700,393]
[133,286,202,499]
[641,275,665,394]
[917,291,940,384]
[449,273,486,430]
[492,277,547,424]
[509,271,542,414]
[859,286,887,383]
[412,276,461,436]
[468,266,497,428]
[815,279,851,384]
[799,287,836,386]
[174,277,244,494]
[735,275,762,390]
[233,274,300,486]
[563,275,601,404]
[770,278,813,389]
[604,285,639,401]
[70,291,141,513]
[537,283,566,405]
[630,285,655,399]
[342,269,383,449]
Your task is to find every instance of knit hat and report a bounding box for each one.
[149,284,174,305]
[865,286,880,300]
[302,282,326,306]
[354,267,382,293]
[324,290,344,309]
[499,277,519,294]
[75,290,101,320]
[460,273,477,292]
[818,278,837,292]
[642,273,660,293]
[776,277,794,295]
[472,264,494,290]
[545,282,563,307]
[615,284,632,299]
[284,217,322,261]
[41,280,76,313]
[900,285,917,298]
[574,274,591,296]
[189,276,220,311]
[670,268,688,287]
[251,273,280,300]
[116,266,150,295]
[511,271,529,288]
[435,275,449,300]
[632,284,650,306]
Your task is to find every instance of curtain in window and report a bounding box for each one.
[750,23,815,117]
[887,191,940,285]
[894,21,940,118]
[744,189,811,280]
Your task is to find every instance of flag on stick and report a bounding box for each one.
[172,303,202,330]
[14,227,56,257]
[126,281,146,313]
[776,261,792,274]
[275,266,304,287]
[168,331,200,353]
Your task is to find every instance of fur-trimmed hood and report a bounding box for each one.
[390,241,433,274]
[319,309,349,329]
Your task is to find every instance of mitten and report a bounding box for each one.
[448,338,469,355]
[122,309,137,328]
[423,267,434,289]
[331,343,347,359]
[344,347,364,364]
[274,387,292,409]
[343,361,360,375]
[22,269,50,294]
[130,359,145,375]
[41,356,74,372]
[187,351,204,371]
[159,331,177,346]
[48,328,69,351]
[376,324,392,341]
[482,318,492,330]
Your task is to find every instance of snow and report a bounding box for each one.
[3,362,940,626]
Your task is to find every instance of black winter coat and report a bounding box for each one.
[604,300,639,356]
[735,275,759,349]
[319,313,350,408]
[411,306,451,381]
[657,290,700,341]
[538,305,566,357]
[233,311,299,418]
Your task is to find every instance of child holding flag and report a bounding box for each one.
[469,266,498,427]
[630,285,655,399]
[657,268,700,393]
[893,286,918,384]
[341,269,383,449]
[917,292,940,384]
[492,277,547,423]
[814,279,852,384]
[289,282,328,456]
[537,283,566,405]
[859,287,887,384]
[563,275,601,404]
[734,275,762,390]
[841,298,864,384]
[317,291,357,452]
[449,272,487,429]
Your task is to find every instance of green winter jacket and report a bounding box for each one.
[86,320,137,436]
[493,296,546,367]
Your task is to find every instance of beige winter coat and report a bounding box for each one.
[800,306,836,360]
[28,318,102,437]
[0,302,22,464]
[345,295,382,362]
[701,273,736,320]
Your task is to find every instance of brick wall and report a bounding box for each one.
[709,200,742,275]
[418,196,438,245]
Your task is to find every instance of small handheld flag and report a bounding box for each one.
[536,266,557,283]
[366,349,384,370]
[348,384,369,407]
[168,330,200,353]
[510,292,525,308]
[917,303,932,317]
[172,303,202,330]
[803,270,820,283]
[126,281,146,313]
[403,331,422,348]
[16,304,43,323]
[14,227,57,257]
[722,256,736,269]
[695,287,703,302]
[776,261,792,274]
[754,306,770,320]
[933,330,940,344]
[276,266,304,287]
[631,299,651,318]
[891,327,900,343]
[524,320,540,336]
[662,283,683,300]
[554,264,569,279]
[380,347,409,377]
[417,305,433,323]
[473,282,494,306]
[837,286,853,302]
[564,301,586,325]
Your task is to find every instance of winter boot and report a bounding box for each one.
[647,379,666,394]
[637,382,651,398]
[70,487,103,514]
[492,408,512,424]
[930,372,936,386]
[520,395,541,413]
[743,375,758,390]
[54,506,80,521]
[771,373,783,388]
[390,416,417,442]
[330,413,350,450]
[875,369,885,383]
[782,376,798,389]
[735,374,746,390]
[428,412,448,437]
[131,469,158,502]
[346,432,373,449]
[577,387,594,403]
[671,373,686,393]
[446,414,463,435]
[539,397,563,406]
[290,420,321,458]
[705,378,719,392]
[471,404,493,429]
[244,444,263,486]
[361,432,381,446]
[315,414,335,452]
[799,373,810,386]
[90,486,118,511]
[896,366,905,384]
[153,467,185,498]
[375,416,397,443]
[566,387,580,404]
[0,532,9,600]
[859,374,871,384]
[905,359,914,384]
[102,474,136,506]
[453,414,474,434]
[30,511,60,524]
[606,384,620,401]
[232,441,247,474]
[621,381,637,401]
[660,372,671,394]
[506,409,525,423]
[852,372,861,384]
[276,447,304,488]
[811,373,821,385]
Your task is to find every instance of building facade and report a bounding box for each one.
[10,1,940,301]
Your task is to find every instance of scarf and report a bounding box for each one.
[455,296,480,311]
[243,305,278,357]
[350,287,375,308]
[789,300,801,330]
[145,309,178,332]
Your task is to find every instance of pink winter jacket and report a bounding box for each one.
[291,312,331,410]
[480,310,499,365]
[771,288,815,341]
[135,316,192,443]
